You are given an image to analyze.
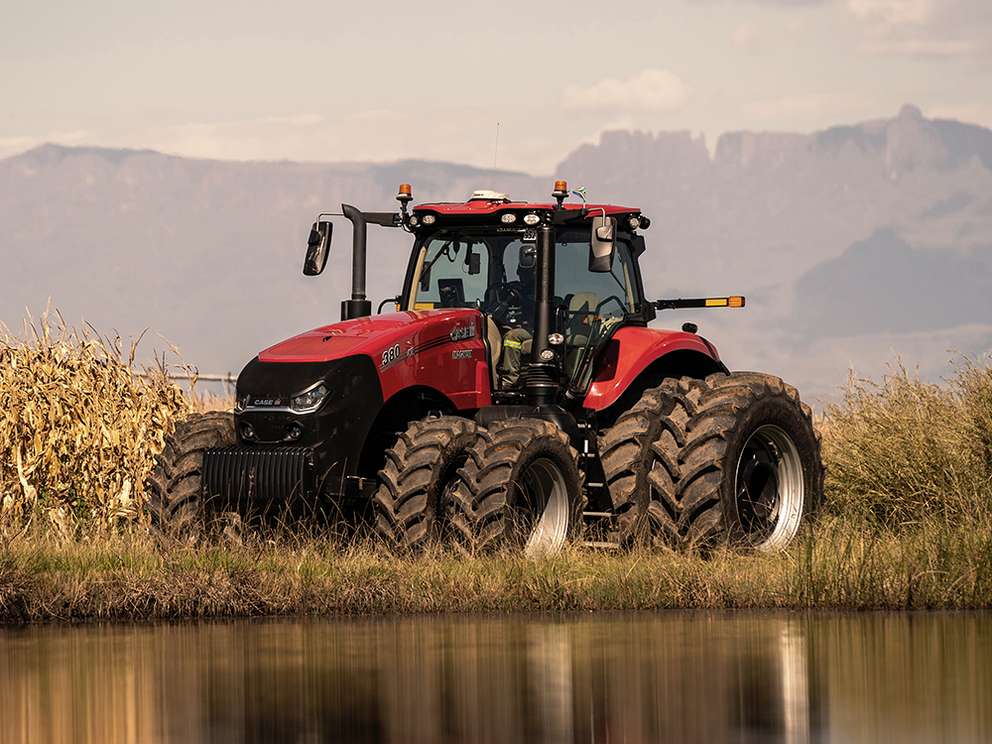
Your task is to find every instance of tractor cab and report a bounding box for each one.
[300,180,743,418]
[398,186,653,399]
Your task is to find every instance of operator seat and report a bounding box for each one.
[566,292,599,343]
[486,316,503,381]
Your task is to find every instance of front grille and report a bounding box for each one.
[202,447,315,505]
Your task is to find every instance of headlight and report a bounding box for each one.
[290,383,329,413]
[421,214,436,225]
[523,213,541,226]
[500,213,517,224]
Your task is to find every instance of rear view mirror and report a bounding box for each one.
[589,215,616,273]
[303,220,332,276]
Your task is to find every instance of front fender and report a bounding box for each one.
[582,326,724,411]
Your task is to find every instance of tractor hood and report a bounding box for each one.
[257,309,482,364]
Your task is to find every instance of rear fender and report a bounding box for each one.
[582,326,726,413]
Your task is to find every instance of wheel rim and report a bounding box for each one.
[733,424,804,551]
[516,457,570,557]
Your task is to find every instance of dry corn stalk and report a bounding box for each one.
[0,312,189,528]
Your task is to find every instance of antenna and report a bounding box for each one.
[493,121,501,170]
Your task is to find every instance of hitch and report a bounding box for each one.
[655,296,746,310]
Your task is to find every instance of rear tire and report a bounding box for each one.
[446,418,583,556]
[147,411,236,531]
[373,416,479,551]
[600,373,823,551]
[598,384,678,545]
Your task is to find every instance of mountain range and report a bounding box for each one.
[2,104,991,401]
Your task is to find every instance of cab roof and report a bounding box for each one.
[412,200,640,217]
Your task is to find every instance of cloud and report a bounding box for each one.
[862,37,981,57]
[128,115,327,162]
[563,69,689,114]
[745,91,866,121]
[847,0,933,24]
[845,0,992,58]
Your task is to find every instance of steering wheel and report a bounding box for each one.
[483,282,523,324]
[595,295,627,316]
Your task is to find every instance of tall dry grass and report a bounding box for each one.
[821,362,992,527]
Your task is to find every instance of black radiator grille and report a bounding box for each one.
[202,447,315,504]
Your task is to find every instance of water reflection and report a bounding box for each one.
[1,612,990,743]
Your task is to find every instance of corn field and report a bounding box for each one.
[0,315,188,532]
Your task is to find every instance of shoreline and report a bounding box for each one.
[3,519,990,623]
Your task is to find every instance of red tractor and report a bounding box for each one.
[149,182,823,554]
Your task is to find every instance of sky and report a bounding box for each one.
[1,0,990,173]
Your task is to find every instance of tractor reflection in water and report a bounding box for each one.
[5,613,992,743]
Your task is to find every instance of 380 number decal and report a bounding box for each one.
[381,344,402,368]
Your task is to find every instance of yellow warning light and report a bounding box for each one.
[398,183,412,198]
[703,296,746,308]
[553,179,568,193]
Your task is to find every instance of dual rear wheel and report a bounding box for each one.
[377,372,822,555]
[373,417,582,556]
[598,372,824,552]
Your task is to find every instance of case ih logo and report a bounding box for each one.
[449,325,476,342]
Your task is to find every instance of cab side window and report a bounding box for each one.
[414,239,490,308]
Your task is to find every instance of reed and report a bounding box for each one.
[821,363,992,527]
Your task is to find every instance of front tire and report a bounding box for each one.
[373,416,479,551]
[146,411,236,531]
[446,418,583,556]
[600,373,823,551]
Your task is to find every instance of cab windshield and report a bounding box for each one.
[404,228,641,390]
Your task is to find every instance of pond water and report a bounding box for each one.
[1,611,990,743]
